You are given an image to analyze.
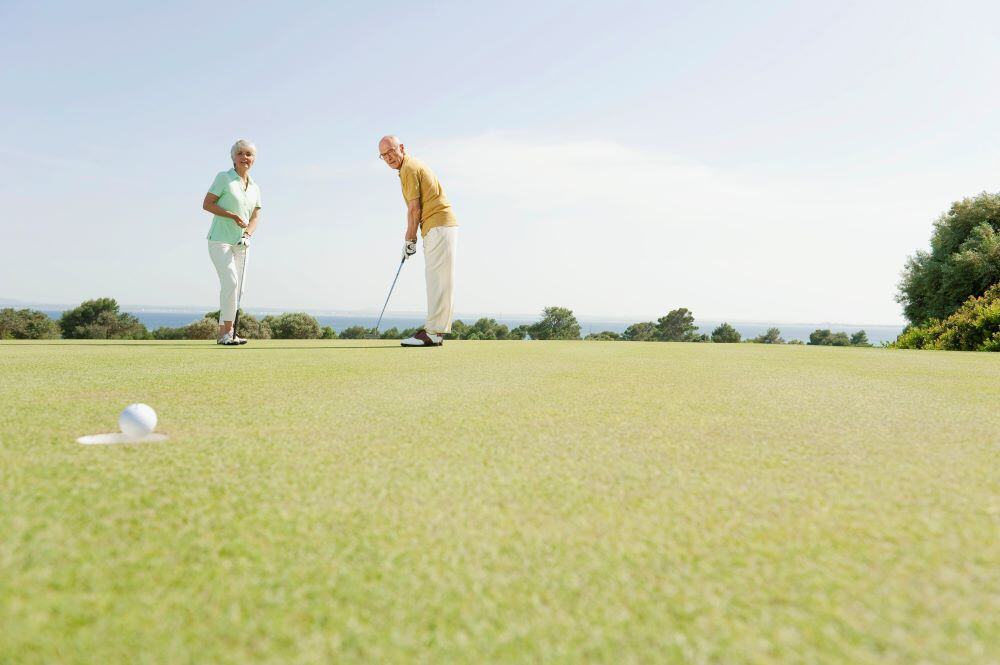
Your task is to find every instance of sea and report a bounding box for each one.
[39,310,905,344]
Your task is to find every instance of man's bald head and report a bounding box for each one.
[378,135,406,170]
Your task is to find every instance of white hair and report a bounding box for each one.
[230,139,256,160]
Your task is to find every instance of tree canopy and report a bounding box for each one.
[897,192,1000,325]
[527,307,581,340]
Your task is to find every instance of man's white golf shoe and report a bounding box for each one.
[401,330,443,347]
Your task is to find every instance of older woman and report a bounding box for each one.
[202,139,262,345]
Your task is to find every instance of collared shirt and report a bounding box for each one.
[398,155,458,237]
[206,169,262,244]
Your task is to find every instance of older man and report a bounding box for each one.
[379,135,459,347]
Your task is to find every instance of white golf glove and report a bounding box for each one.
[237,232,251,247]
[402,239,417,261]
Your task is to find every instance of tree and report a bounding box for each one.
[897,192,1000,325]
[585,331,621,341]
[808,329,832,346]
[468,318,509,340]
[655,308,699,341]
[828,332,851,346]
[0,308,60,339]
[262,313,321,339]
[622,321,656,341]
[321,326,337,339]
[527,306,581,340]
[752,327,784,344]
[711,323,741,343]
[508,325,529,340]
[59,298,147,339]
[850,330,871,347]
[379,327,402,339]
[447,320,469,340]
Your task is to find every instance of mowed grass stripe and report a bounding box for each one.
[1,341,998,663]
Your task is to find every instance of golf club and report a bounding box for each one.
[369,256,405,339]
[233,245,249,340]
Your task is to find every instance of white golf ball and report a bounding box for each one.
[119,403,157,438]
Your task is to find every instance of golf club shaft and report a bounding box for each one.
[234,246,249,337]
[374,257,405,335]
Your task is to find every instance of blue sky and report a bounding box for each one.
[2,1,999,323]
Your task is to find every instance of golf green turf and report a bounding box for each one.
[1,340,998,663]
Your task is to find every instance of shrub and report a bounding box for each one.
[321,326,337,339]
[508,325,529,340]
[185,318,219,340]
[338,325,374,339]
[59,298,147,339]
[204,310,271,339]
[151,326,187,340]
[893,283,1000,351]
[711,323,741,343]
[262,313,321,339]
[0,308,60,339]
[585,331,621,341]
[850,331,872,347]
[622,321,656,341]
[751,327,784,344]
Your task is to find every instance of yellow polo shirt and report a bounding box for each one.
[398,155,458,237]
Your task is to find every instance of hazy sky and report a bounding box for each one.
[2,1,999,323]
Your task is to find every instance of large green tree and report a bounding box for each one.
[655,308,699,341]
[898,192,1000,325]
[59,298,147,339]
[527,307,581,340]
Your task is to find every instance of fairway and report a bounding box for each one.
[1,341,998,664]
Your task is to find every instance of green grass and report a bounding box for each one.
[1,340,998,664]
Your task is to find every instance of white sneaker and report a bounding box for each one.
[401,330,443,347]
[217,333,241,346]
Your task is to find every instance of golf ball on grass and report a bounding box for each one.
[119,403,157,438]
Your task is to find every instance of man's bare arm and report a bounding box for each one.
[406,199,421,242]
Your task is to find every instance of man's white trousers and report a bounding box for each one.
[423,226,458,334]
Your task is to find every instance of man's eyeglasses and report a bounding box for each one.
[379,149,398,160]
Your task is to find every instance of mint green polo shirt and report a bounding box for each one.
[206,169,262,244]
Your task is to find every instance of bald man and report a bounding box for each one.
[379,136,459,347]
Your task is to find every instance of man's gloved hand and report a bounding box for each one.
[402,239,417,261]
[237,232,251,247]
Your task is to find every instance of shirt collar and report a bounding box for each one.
[229,167,254,186]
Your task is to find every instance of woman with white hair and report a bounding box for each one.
[202,139,262,345]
